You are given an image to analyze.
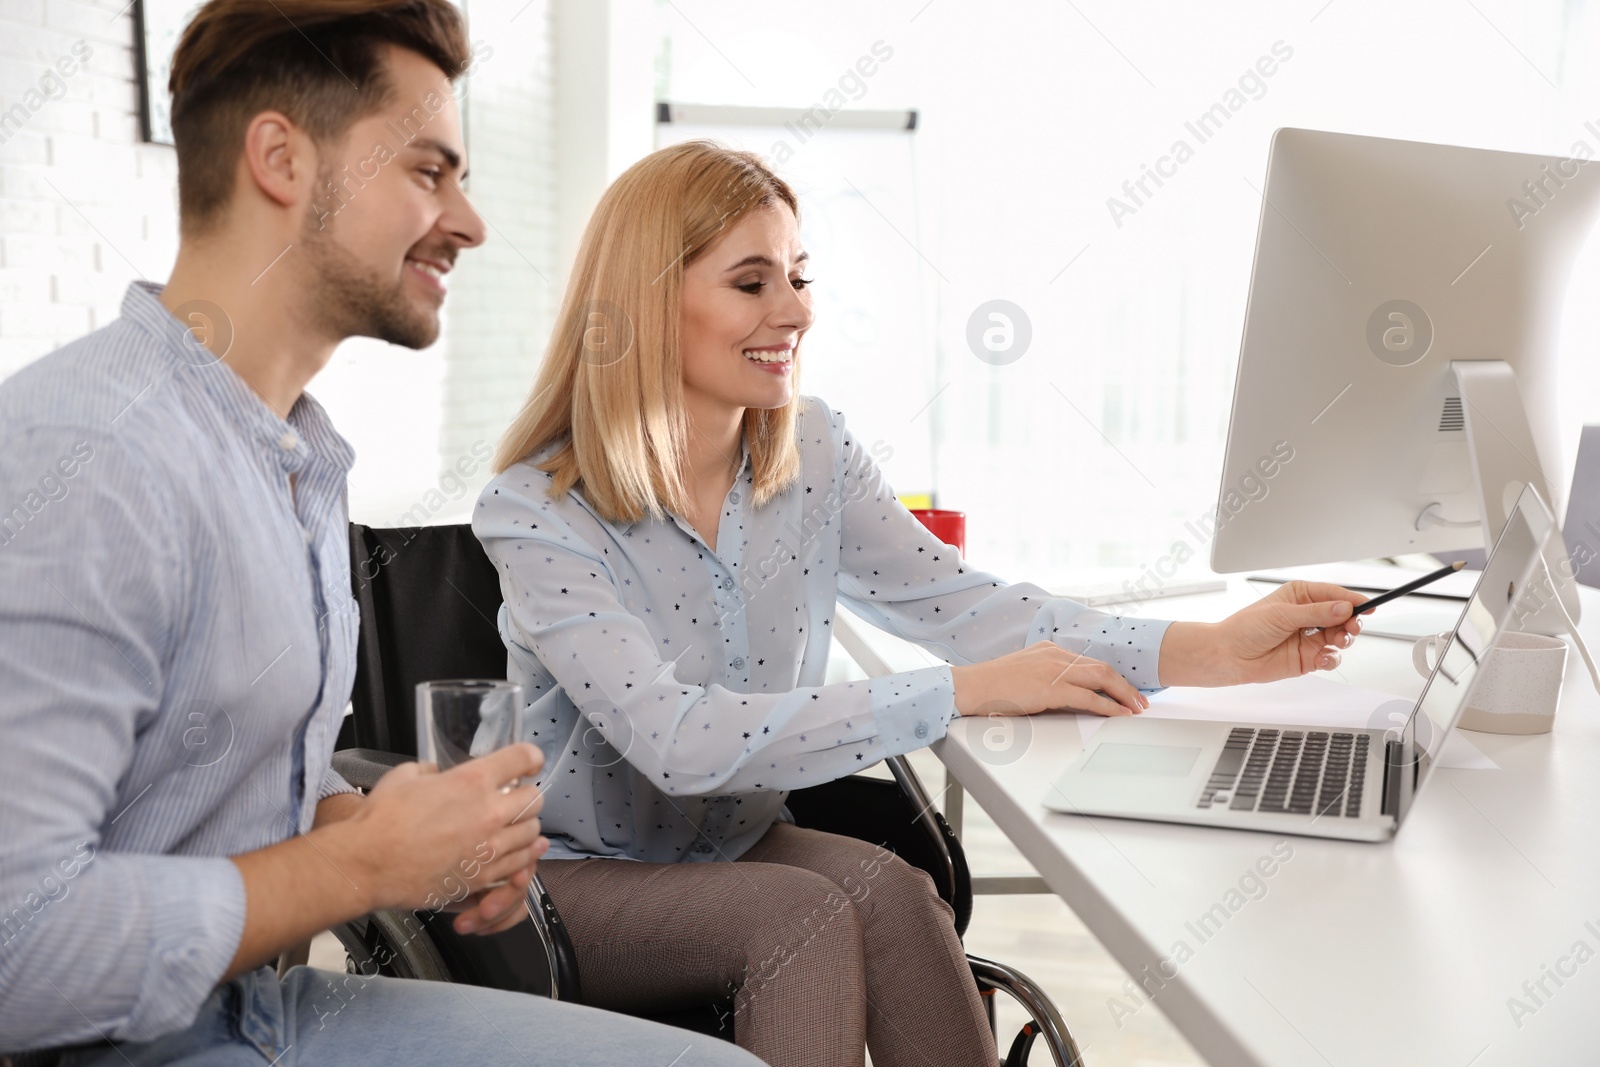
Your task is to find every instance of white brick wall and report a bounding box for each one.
[441,0,558,482]
[0,0,179,378]
[0,0,560,527]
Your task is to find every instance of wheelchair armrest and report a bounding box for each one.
[969,953,1083,1067]
[332,748,411,791]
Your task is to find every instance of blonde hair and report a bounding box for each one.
[492,141,804,524]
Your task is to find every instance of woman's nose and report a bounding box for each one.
[775,284,814,331]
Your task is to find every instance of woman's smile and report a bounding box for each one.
[743,342,795,373]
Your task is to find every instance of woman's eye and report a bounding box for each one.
[791,276,814,290]
[737,282,765,295]
[420,167,443,184]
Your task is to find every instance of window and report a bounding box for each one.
[656,0,1600,586]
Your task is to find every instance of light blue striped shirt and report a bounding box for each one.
[474,396,1171,864]
[0,283,359,1049]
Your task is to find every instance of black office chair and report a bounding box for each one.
[328,522,1084,1067]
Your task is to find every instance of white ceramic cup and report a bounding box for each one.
[1412,631,1566,734]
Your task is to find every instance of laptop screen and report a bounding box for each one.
[1393,485,1560,823]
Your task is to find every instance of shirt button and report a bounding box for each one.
[694,843,713,854]
[914,721,929,740]
[277,432,298,451]
[729,491,740,504]
[721,576,735,591]
[731,657,745,670]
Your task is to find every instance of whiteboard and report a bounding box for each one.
[657,112,937,495]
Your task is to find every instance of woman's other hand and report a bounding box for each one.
[950,641,1149,718]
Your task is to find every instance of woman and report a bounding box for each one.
[474,141,1365,1066]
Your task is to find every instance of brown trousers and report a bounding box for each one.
[536,822,998,1067]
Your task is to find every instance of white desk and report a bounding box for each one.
[844,581,1600,1067]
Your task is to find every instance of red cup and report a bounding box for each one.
[909,508,966,554]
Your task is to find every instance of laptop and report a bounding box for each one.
[1044,485,1559,842]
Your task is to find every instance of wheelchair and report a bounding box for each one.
[324,522,1086,1066]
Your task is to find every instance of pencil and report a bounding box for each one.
[1300,560,1467,638]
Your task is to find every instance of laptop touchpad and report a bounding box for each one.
[1082,742,1201,777]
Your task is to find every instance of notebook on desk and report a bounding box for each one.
[1044,486,1555,842]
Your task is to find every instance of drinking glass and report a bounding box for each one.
[417,679,526,898]
[416,679,524,771]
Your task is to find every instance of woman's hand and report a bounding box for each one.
[1159,581,1369,687]
[950,641,1150,718]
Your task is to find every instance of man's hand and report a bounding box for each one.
[335,743,548,925]
[441,868,540,936]
[225,743,547,978]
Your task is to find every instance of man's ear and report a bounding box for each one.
[238,110,316,213]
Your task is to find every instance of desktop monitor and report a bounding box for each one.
[1210,128,1600,620]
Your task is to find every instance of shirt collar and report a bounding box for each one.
[121,282,355,477]
[524,429,751,537]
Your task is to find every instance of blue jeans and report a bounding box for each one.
[63,966,762,1066]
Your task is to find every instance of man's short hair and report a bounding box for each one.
[168,0,471,234]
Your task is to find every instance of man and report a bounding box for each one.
[0,2,757,1064]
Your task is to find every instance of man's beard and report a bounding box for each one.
[299,218,442,350]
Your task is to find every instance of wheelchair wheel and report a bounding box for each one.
[331,909,454,983]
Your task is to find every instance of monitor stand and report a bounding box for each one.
[1449,359,1582,629]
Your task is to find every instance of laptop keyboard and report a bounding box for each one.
[1196,728,1370,818]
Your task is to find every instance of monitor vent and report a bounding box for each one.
[1439,396,1464,432]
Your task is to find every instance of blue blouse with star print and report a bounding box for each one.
[473,396,1173,863]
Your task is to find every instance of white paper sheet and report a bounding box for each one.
[1073,673,1497,770]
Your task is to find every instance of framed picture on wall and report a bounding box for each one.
[133,0,204,145]
[132,0,473,147]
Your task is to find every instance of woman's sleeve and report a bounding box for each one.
[825,407,1173,690]
[475,485,956,797]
